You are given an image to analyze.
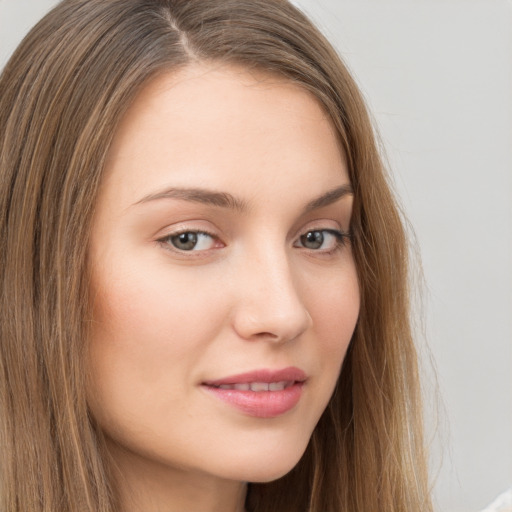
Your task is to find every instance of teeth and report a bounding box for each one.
[250,382,269,392]
[215,381,292,391]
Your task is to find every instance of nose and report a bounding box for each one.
[230,248,312,343]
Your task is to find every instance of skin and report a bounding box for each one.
[87,63,360,512]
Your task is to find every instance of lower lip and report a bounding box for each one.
[202,382,304,418]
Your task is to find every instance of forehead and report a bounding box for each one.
[101,63,348,208]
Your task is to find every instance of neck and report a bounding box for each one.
[106,440,248,512]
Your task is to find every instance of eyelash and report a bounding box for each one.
[157,227,351,256]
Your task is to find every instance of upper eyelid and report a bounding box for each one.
[159,229,217,240]
[291,220,348,241]
[155,223,218,240]
[161,228,217,237]
[156,220,349,238]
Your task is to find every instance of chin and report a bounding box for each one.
[246,464,300,484]
[215,438,309,484]
[228,462,302,484]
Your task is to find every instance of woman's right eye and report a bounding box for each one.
[159,231,218,252]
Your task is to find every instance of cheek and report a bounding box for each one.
[320,282,359,353]
[85,265,229,426]
[304,261,360,395]
[89,260,226,356]
[307,259,360,346]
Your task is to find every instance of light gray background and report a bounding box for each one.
[1,1,511,511]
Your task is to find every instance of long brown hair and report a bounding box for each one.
[0,1,432,510]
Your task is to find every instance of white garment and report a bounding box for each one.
[481,488,512,512]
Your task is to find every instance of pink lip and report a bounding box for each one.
[203,367,307,386]
[202,366,306,419]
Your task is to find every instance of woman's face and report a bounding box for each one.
[87,64,359,486]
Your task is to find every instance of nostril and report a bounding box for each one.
[252,331,278,339]
[231,298,312,342]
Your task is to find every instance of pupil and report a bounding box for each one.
[303,231,323,249]
[172,232,198,250]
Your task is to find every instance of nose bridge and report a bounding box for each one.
[231,239,312,342]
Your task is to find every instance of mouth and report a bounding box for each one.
[210,380,296,392]
[201,367,306,418]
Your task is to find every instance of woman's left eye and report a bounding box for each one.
[294,229,347,251]
[160,231,218,252]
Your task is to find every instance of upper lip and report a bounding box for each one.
[203,366,307,386]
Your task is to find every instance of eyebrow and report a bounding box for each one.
[135,187,248,212]
[303,183,353,213]
[135,183,353,213]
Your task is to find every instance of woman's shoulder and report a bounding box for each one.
[481,488,512,512]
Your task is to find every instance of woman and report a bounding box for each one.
[0,0,432,511]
